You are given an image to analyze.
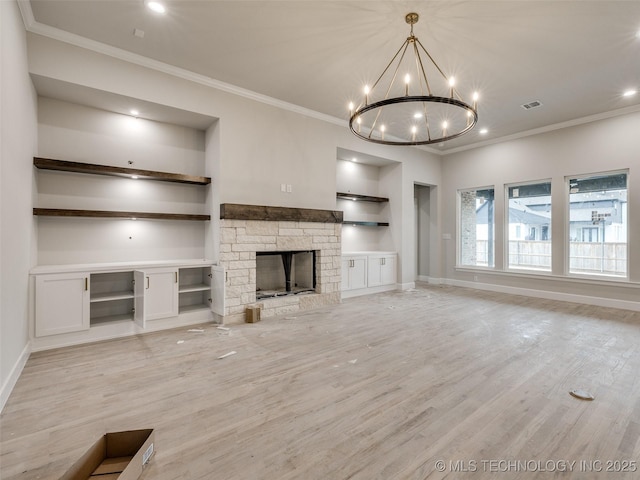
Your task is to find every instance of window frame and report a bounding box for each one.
[504,179,552,273]
[456,185,496,269]
[566,170,629,280]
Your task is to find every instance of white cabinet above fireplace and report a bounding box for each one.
[341,252,397,298]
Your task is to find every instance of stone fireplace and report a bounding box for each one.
[218,204,342,323]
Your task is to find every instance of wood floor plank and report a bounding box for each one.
[2,284,640,479]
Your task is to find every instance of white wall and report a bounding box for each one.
[1,0,38,410]
[36,98,209,265]
[442,111,640,305]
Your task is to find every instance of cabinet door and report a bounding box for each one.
[350,257,368,290]
[367,256,383,287]
[379,255,397,285]
[35,273,90,337]
[210,266,226,315]
[135,268,179,325]
[342,256,368,290]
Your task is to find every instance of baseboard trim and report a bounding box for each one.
[398,282,416,291]
[0,342,31,413]
[446,279,640,312]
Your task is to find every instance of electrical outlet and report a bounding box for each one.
[287,184,292,193]
[281,183,286,192]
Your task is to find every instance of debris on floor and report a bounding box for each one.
[569,389,595,401]
[218,350,237,359]
[176,340,185,345]
[188,328,205,333]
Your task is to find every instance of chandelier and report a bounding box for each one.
[348,13,478,146]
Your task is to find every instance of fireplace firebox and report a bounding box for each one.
[256,250,316,299]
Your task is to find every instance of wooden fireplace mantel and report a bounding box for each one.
[220,203,343,223]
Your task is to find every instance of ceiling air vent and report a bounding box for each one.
[521,100,542,110]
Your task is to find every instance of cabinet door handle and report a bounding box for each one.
[85,277,88,291]
[146,276,150,289]
[175,272,178,283]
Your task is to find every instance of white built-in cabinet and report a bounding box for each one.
[367,253,397,287]
[32,260,224,350]
[134,268,179,327]
[35,273,90,336]
[341,252,397,298]
[341,255,368,291]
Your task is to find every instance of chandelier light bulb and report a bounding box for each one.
[414,112,422,119]
[380,124,386,140]
[348,102,354,112]
[448,77,455,87]
[411,125,417,141]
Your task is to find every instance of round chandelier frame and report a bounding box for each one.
[348,13,478,146]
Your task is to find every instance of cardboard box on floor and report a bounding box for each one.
[60,429,155,480]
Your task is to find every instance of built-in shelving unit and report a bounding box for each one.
[33,208,210,221]
[336,192,389,203]
[31,260,220,351]
[343,221,390,227]
[34,157,211,185]
[33,157,212,221]
[90,271,135,326]
[337,192,389,227]
[178,266,212,313]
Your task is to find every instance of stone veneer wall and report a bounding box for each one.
[219,219,342,323]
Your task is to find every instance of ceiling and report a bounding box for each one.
[24,0,640,153]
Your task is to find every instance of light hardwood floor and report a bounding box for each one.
[2,284,640,479]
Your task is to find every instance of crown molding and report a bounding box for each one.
[442,103,640,156]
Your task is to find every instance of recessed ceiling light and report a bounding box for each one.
[130,109,139,116]
[479,128,488,135]
[623,89,637,97]
[351,157,357,162]
[146,1,166,14]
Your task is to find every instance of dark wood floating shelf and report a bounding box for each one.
[34,157,211,185]
[336,192,389,203]
[343,221,390,227]
[34,208,210,221]
[220,203,343,223]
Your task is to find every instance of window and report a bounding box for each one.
[507,181,551,271]
[568,172,627,277]
[459,187,495,267]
